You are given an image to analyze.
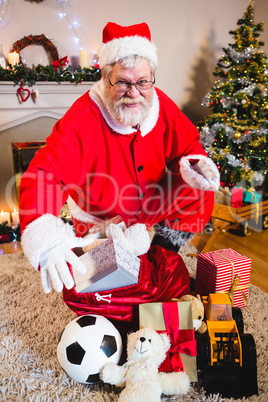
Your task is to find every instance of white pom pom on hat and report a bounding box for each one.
[98,22,158,69]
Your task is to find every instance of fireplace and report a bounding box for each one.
[0,81,93,214]
[12,141,46,204]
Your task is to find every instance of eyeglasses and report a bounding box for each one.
[107,75,155,93]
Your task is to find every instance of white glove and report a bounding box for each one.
[106,224,133,252]
[179,155,220,192]
[39,236,94,294]
[192,158,219,191]
[106,223,150,257]
[124,224,151,256]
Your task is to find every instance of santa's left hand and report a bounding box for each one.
[192,159,219,191]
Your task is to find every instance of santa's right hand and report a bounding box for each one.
[39,237,93,294]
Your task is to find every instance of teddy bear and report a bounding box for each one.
[100,328,190,402]
[178,294,207,334]
[105,223,151,256]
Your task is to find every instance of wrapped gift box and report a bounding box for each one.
[214,186,231,205]
[231,188,243,208]
[195,248,251,308]
[238,189,262,231]
[242,188,262,204]
[73,237,140,293]
[139,301,197,382]
[232,187,262,205]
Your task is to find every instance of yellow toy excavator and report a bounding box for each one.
[197,293,258,398]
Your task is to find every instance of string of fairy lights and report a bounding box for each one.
[0,0,93,56]
[0,0,9,26]
[56,0,90,52]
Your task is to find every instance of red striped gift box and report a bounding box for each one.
[195,248,251,308]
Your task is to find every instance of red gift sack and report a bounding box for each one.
[63,245,191,333]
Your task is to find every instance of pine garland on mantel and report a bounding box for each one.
[0,34,101,85]
[0,64,101,86]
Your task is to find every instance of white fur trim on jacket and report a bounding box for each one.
[67,196,103,224]
[179,154,220,192]
[21,214,77,270]
[98,36,158,69]
[89,80,159,137]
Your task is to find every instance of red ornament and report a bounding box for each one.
[17,87,30,102]
[0,233,12,243]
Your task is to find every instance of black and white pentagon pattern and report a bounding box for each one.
[76,315,97,327]
[57,314,122,384]
[66,342,86,365]
[100,334,117,358]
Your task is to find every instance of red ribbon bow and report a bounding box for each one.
[159,302,197,372]
[52,56,69,72]
[231,200,244,209]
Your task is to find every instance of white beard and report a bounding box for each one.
[103,87,154,127]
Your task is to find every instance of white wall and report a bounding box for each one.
[1,0,268,122]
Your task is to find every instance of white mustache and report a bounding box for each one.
[116,96,146,106]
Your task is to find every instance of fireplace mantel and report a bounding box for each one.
[0,81,94,132]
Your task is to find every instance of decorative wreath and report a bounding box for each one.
[11,34,59,64]
[2,33,102,85]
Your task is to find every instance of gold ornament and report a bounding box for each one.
[234,131,242,139]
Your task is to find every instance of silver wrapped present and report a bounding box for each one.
[73,237,140,293]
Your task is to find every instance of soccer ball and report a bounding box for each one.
[57,314,122,384]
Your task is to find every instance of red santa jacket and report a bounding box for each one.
[19,84,207,233]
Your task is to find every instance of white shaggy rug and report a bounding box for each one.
[0,245,267,401]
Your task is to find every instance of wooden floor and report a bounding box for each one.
[1,228,267,294]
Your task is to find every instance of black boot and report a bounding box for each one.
[151,233,181,252]
[151,225,194,253]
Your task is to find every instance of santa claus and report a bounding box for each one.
[19,22,219,314]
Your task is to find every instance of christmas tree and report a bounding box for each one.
[197,0,268,190]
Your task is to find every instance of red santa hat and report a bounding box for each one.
[98,22,158,69]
